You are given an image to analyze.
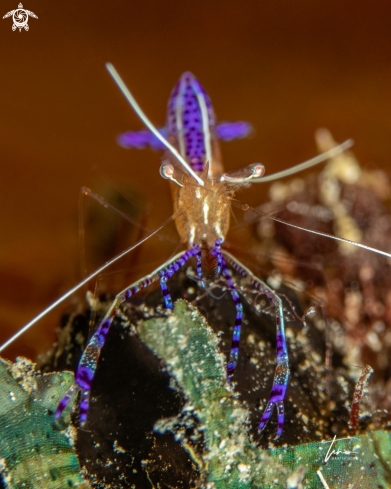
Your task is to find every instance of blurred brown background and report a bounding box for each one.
[1,0,391,360]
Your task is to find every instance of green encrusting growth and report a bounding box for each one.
[139,300,391,489]
[0,357,89,489]
[138,300,289,488]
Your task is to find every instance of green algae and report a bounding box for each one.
[0,357,89,489]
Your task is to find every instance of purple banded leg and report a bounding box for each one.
[212,239,222,274]
[55,384,77,419]
[79,390,90,425]
[195,245,204,288]
[55,250,187,426]
[160,270,173,310]
[223,251,289,439]
[212,241,243,380]
[160,245,202,309]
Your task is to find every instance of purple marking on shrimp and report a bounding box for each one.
[166,72,216,173]
[117,122,251,152]
[56,251,194,427]
[221,251,290,437]
[276,403,285,437]
[215,246,243,379]
[276,331,285,356]
[117,128,168,150]
[212,238,223,274]
[160,272,173,310]
[79,391,90,424]
[195,245,205,288]
[75,365,94,390]
[125,286,139,299]
[55,384,76,420]
[216,121,252,141]
[258,382,288,437]
[56,395,70,414]
[160,245,201,310]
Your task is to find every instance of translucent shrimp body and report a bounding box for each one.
[173,174,231,247]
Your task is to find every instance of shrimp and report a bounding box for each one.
[0,64,360,439]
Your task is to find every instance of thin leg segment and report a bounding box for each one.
[194,245,204,288]
[212,239,223,275]
[223,251,289,438]
[160,245,201,309]
[56,247,200,426]
[212,240,243,379]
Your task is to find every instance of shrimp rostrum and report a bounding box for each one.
[5,65,355,438]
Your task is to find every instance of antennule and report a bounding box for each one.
[220,163,265,183]
[105,63,204,187]
[223,139,354,184]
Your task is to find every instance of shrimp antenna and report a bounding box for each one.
[0,215,175,352]
[221,138,354,183]
[232,199,391,260]
[106,63,205,187]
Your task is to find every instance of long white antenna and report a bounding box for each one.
[233,199,391,260]
[221,139,354,183]
[106,63,205,187]
[0,216,174,352]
